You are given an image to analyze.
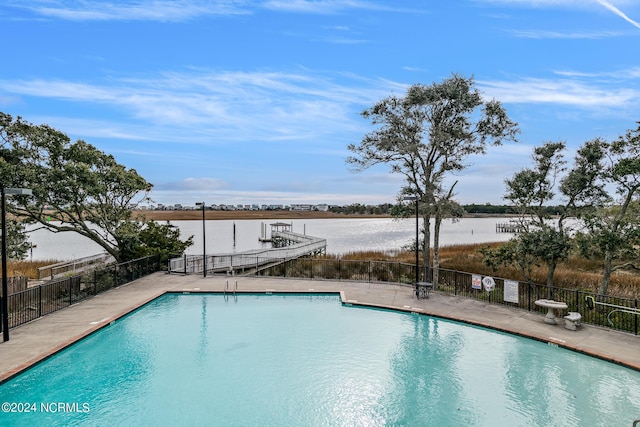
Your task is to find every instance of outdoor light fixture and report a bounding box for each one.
[2,187,33,342]
[403,195,419,297]
[195,202,207,277]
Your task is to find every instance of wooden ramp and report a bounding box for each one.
[37,253,116,281]
[168,231,326,275]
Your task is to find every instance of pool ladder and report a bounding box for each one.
[224,280,238,295]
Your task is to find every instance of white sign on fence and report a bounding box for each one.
[504,280,519,304]
[472,274,482,290]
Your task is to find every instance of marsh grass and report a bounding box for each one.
[323,243,640,299]
[2,259,60,280]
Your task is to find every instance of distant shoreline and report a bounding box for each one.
[132,210,516,221]
[132,210,392,221]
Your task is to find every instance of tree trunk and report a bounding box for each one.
[546,260,557,299]
[433,213,442,289]
[598,250,614,296]
[423,214,431,284]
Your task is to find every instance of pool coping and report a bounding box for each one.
[1,273,639,385]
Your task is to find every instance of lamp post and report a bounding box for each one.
[403,196,419,296]
[2,187,32,342]
[195,202,207,277]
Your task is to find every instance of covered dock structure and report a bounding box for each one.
[169,230,326,276]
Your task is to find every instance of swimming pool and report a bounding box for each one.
[1,293,639,426]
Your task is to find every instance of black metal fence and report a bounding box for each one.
[11,253,635,334]
[256,258,640,335]
[256,257,417,284]
[2,255,160,330]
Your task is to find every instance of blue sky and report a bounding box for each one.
[1,0,639,207]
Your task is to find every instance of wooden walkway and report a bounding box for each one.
[37,253,116,280]
[168,231,326,275]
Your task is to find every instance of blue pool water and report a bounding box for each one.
[1,294,640,426]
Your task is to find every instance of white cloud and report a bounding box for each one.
[0,69,396,144]
[260,0,419,14]
[475,0,635,7]
[262,0,371,13]
[507,29,623,39]
[157,177,229,191]
[553,66,640,79]
[9,0,250,22]
[6,0,424,21]
[477,0,640,29]
[479,77,639,108]
[594,0,640,29]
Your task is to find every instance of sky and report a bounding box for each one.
[1,0,639,208]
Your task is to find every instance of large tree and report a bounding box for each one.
[0,112,191,263]
[492,140,607,297]
[576,123,640,295]
[348,74,519,286]
[3,218,31,261]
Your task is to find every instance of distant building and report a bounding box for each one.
[291,204,312,211]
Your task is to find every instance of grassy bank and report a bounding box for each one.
[323,243,640,299]
[2,259,59,280]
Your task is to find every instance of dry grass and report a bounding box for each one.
[324,243,640,299]
[439,243,640,298]
[1,259,60,280]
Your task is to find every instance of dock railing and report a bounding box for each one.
[37,252,116,280]
[168,232,326,275]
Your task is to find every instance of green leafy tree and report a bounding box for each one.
[348,74,519,286]
[4,218,31,260]
[0,112,192,262]
[116,220,193,267]
[577,123,640,295]
[481,238,538,284]
[493,140,607,296]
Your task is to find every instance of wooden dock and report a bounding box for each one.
[258,222,293,242]
[169,231,326,275]
[495,221,525,233]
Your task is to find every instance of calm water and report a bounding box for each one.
[1,294,639,426]
[27,217,514,261]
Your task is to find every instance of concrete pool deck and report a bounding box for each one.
[1,272,640,383]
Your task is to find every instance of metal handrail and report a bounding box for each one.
[168,233,326,274]
[585,296,640,327]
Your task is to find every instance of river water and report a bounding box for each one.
[26,217,516,261]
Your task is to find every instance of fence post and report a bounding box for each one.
[633,299,638,335]
[68,278,72,306]
[455,271,459,296]
[38,285,42,318]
